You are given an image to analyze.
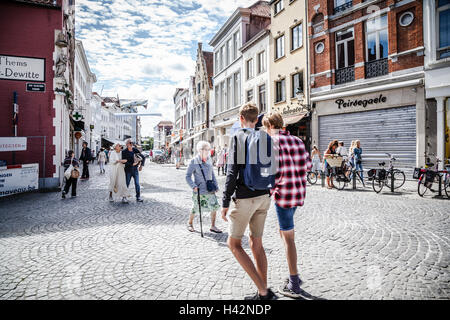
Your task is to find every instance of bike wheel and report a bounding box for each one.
[372,178,384,193]
[444,175,450,199]
[331,174,346,190]
[387,170,406,189]
[417,174,429,197]
[307,172,318,185]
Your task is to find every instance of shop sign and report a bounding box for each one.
[335,94,387,109]
[0,163,39,197]
[279,105,306,116]
[0,55,45,82]
[0,137,27,152]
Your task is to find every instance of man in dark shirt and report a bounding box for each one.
[221,103,276,300]
[79,141,92,179]
[122,139,145,202]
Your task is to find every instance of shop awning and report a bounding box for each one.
[182,130,205,143]
[283,113,307,125]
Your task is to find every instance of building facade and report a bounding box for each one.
[241,28,271,115]
[269,0,310,149]
[153,121,173,150]
[308,0,425,170]
[424,0,450,169]
[172,87,188,157]
[74,39,96,157]
[0,0,76,189]
[209,1,271,149]
[90,92,103,154]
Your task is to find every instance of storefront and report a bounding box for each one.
[311,85,426,171]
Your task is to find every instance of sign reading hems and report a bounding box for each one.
[335,94,387,109]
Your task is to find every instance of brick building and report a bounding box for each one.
[308,0,426,170]
[0,0,75,189]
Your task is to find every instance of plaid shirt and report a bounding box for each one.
[271,130,311,209]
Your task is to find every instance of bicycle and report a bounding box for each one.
[416,156,450,198]
[370,153,406,193]
[328,156,365,190]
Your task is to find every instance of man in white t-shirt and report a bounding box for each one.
[336,141,348,157]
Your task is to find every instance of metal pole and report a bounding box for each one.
[353,169,357,190]
[390,169,394,193]
[321,170,325,188]
[12,91,18,165]
[438,174,442,196]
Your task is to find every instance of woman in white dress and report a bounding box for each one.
[109,143,130,203]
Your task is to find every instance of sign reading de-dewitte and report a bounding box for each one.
[0,55,45,82]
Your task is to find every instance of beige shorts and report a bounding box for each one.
[228,194,271,240]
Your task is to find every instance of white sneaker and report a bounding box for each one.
[122,197,129,204]
[109,195,114,202]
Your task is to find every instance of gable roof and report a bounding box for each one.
[202,51,214,89]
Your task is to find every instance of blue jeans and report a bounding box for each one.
[275,204,297,231]
[125,167,140,199]
[355,161,364,180]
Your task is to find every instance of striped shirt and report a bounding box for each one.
[271,130,311,209]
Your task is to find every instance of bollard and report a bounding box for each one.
[352,170,357,190]
[390,170,394,193]
[438,174,442,196]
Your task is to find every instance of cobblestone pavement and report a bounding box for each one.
[0,162,449,300]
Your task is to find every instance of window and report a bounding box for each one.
[246,89,254,102]
[257,51,266,74]
[258,84,266,112]
[334,0,352,14]
[438,0,450,59]
[197,82,201,94]
[214,51,219,74]
[220,82,225,112]
[291,23,303,51]
[336,28,355,69]
[234,71,241,106]
[366,14,388,61]
[220,45,225,70]
[233,31,240,60]
[215,86,220,114]
[275,35,285,59]
[399,11,414,27]
[227,39,233,64]
[274,0,283,15]
[291,72,303,98]
[315,42,324,54]
[227,77,232,109]
[246,59,254,80]
[275,79,286,103]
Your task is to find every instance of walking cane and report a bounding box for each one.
[197,189,204,238]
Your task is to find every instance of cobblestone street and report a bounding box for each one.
[0,162,449,300]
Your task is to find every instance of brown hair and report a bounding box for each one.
[327,140,339,152]
[262,112,284,129]
[239,102,259,123]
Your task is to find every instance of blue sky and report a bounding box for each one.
[75,0,256,136]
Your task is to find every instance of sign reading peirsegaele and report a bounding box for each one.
[335,94,387,109]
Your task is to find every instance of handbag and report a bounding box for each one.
[199,163,218,192]
[64,159,75,179]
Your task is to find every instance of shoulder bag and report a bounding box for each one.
[199,163,218,192]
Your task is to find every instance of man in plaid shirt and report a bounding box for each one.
[263,112,312,299]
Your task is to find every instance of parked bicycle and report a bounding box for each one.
[328,156,365,190]
[369,153,406,193]
[415,156,450,198]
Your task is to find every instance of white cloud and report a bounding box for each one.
[76,0,256,136]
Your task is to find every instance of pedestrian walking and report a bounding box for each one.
[216,148,225,176]
[98,147,107,174]
[311,145,322,176]
[122,139,145,202]
[221,102,277,300]
[109,143,130,203]
[185,141,222,234]
[353,140,364,180]
[79,141,92,179]
[262,112,311,299]
[323,140,339,189]
[62,150,80,198]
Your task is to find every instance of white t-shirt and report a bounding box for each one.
[336,146,348,157]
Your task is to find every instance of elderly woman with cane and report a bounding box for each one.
[185,141,222,234]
